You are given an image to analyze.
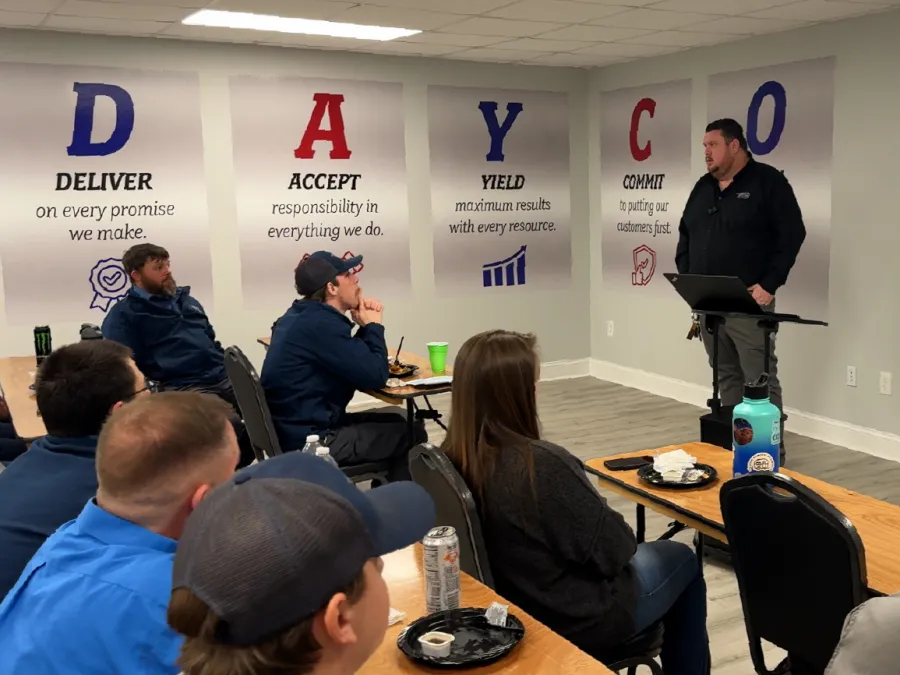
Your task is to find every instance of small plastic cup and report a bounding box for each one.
[427,342,449,374]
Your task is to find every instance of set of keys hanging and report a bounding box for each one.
[686,313,701,340]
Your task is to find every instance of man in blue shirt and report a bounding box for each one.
[102,243,254,467]
[0,391,240,674]
[261,251,426,481]
[0,340,149,600]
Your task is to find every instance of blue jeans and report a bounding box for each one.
[630,540,709,675]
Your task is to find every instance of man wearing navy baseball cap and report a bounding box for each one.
[261,251,426,480]
[167,452,436,675]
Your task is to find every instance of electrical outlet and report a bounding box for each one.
[880,371,892,396]
[606,321,614,337]
[846,366,857,387]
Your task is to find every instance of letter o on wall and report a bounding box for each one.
[746,80,786,156]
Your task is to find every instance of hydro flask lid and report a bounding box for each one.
[744,373,770,400]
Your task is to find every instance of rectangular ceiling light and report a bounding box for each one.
[182,9,421,41]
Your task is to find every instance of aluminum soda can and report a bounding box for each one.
[423,525,461,614]
[33,326,52,365]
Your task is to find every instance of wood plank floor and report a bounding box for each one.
[416,376,900,674]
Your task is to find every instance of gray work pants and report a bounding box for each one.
[700,302,783,413]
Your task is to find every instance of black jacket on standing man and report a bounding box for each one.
[675,158,806,294]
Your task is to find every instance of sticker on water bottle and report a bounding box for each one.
[771,419,781,446]
[747,452,775,472]
[733,418,753,446]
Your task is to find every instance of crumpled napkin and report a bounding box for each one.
[653,449,697,482]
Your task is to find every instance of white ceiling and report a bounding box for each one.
[1,0,896,67]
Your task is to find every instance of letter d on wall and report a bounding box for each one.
[67,82,135,157]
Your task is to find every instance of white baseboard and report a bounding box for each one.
[347,358,592,410]
[590,359,900,463]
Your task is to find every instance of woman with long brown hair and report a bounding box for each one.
[442,330,708,674]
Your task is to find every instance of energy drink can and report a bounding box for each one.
[423,526,460,614]
[33,326,52,366]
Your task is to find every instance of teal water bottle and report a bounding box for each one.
[732,374,781,477]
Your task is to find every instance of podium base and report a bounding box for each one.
[699,406,735,450]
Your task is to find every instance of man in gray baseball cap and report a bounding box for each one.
[166,452,436,675]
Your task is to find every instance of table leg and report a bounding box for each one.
[406,399,416,448]
[636,504,646,544]
[658,522,688,540]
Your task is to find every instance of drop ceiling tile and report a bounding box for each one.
[356,41,465,55]
[748,0,888,19]
[649,0,796,13]
[0,10,44,26]
[83,0,209,6]
[397,32,507,47]
[486,0,634,22]
[489,37,595,52]
[434,16,566,37]
[445,47,545,61]
[573,40,679,56]
[208,0,355,20]
[55,0,192,22]
[591,8,720,30]
[43,14,170,34]
[536,24,656,41]
[630,29,734,46]
[559,0,662,7]
[353,0,521,14]
[683,15,808,32]
[0,0,54,11]
[529,51,628,66]
[334,5,464,30]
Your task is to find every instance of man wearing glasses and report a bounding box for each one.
[0,340,150,599]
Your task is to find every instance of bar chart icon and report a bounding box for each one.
[483,245,526,287]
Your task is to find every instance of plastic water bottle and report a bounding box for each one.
[301,434,323,455]
[732,374,781,477]
[315,446,340,468]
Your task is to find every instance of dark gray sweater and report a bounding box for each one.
[473,440,638,654]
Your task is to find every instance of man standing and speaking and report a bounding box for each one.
[675,118,806,461]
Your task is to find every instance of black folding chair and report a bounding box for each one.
[409,443,663,674]
[720,473,869,675]
[224,346,389,485]
[408,443,494,586]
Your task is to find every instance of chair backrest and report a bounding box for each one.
[223,346,282,460]
[408,443,494,589]
[720,472,868,674]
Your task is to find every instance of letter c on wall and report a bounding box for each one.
[629,97,656,162]
[746,80,786,156]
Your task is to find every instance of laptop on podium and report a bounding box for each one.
[663,273,808,322]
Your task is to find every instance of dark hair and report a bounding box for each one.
[706,118,749,153]
[96,392,237,500]
[441,330,540,502]
[168,570,366,675]
[35,340,138,437]
[122,243,169,278]
[303,285,329,303]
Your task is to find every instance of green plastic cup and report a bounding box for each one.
[427,342,449,374]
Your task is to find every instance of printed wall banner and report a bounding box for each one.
[0,64,212,325]
[600,79,693,294]
[229,76,410,308]
[429,86,571,294]
[708,57,834,320]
